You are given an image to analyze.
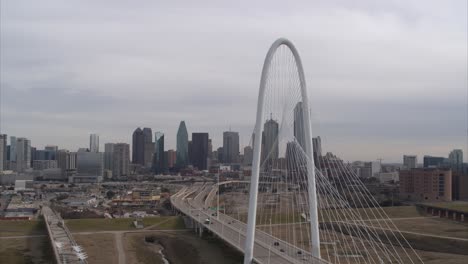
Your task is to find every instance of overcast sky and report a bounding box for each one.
[1,0,467,163]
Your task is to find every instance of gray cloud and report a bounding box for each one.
[1,0,466,162]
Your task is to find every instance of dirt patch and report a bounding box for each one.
[74,233,118,264]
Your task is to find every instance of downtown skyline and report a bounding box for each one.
[0,0,467,163]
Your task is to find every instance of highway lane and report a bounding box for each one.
[171,184,327,264]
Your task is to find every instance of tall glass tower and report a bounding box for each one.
[176,121,188,168]
[89,134,99,152]
[154,132,165,174]
[262,118,279,163]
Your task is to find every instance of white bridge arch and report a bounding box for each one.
[244,38,321,264]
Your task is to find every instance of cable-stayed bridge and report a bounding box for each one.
[171,38,423,264]
[171,183,326,264]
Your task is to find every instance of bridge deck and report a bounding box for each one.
[171,183,327,264]
[42,206,87,264]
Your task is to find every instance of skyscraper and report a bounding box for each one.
[113,143,130,178]
[293,102,306,150]
[16,137,31,172]
[208,139,213,160]
[57,150,77,177]
[10,136,17,162]
[143,128,153,167]
[153,132,165,174]
[403,155,417,169]
[30,147,36,167]
[263,117,279,163]
[223,131,240,163]
[449,149,463,172]
[0,134,6,172]
[243,146,253,166]
[312,136,322,157]
[176,121,189,168]
[191,133,209,170]
[104,143,115,171]
[89,134,99,152]
[217,147,224,163]
[188,140,193,164]
[132,128,145,165]
[285,141,307,184]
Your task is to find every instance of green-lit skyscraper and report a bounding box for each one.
[176,121,188,168]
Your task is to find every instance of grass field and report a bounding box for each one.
[234,206,425,225]
[147,216,186,230]
[0,220,47,237]
[0,237,54,264]
[367,217,468,239]
[422,201,468,213]
[66,216,185,232]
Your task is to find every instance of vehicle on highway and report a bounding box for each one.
[204,218,211,224]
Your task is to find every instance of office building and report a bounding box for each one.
[33,160,58,170]
[154,132,165,174]
[377,171,399,183]
[143,128,153,167]
[208,139,213,159]
[293,102,306,150]
[449,149,463,173]
[217,147,224,163]
[132,128,145,165]
[452,173,468,200]
[312,136,322,164]
[16,138,31,172]
[104,143,115,171]
[423,156,445,168]
[10,136,17,162]
[45,145,58,159]
[77,149,103,176]
[166,149,176,169]
[30,147,36,166]
[285,141,307,184]
[243,146,253,166]
[0,134,6,172]
[57,150,77,177]
[191,133,209,170]
[35,149,56,160]
[188,140,194,165]
[352,161,381,178]
[113,143,130,178]
[403,155,417,169]
[223,131,240,164]
[262,117,279,163]
[89,134,99,152]
[400,168,452,202]
[176,121,189,168]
